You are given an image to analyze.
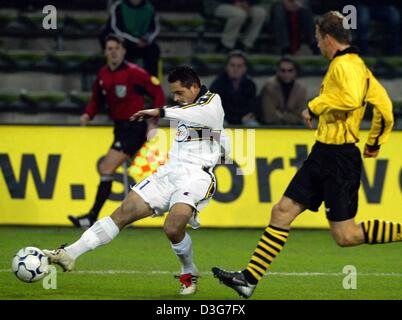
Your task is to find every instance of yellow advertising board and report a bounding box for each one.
[0,125,401,228]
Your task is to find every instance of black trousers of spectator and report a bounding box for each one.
[271,2,316,54]
[125,41,160,77]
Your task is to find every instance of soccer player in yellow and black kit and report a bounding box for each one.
[212,11,399,298]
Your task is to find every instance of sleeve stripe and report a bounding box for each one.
[180,93,215,109]
[374,116,386,147]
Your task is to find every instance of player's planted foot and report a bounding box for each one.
[43,245,75,272]
[175,273,198,295]
[68,212,96,229]
[212,267,256,298]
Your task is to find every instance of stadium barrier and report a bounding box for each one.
[1,125,401,228]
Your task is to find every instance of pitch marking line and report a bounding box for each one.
[2,269,402,277]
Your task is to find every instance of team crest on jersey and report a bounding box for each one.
[115,85,127,98]
[150,76,160,86]
[176,124,189,142]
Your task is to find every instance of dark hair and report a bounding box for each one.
[278,57,298,72]
[227,50,248,66]
[316,11,351,44]
[167,65,201,89]
[105,33,126,48]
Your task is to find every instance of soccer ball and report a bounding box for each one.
[129,140,167,180]
[11,247,49,283]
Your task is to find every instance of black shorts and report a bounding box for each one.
[111,120,147,157]
[284,141,362,222]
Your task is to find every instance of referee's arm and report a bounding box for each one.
[83,74,102,120]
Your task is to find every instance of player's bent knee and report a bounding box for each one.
[98,165,115,176]
[270,203,295,229]
[272,203,285,215]
[163,223,179,241]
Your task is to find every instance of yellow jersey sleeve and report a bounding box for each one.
[306,50,393,147]
[365,70,394,148]
[308,61,365,115]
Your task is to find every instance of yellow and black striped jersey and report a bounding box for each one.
[308,47,394,147]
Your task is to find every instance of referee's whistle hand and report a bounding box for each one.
[302,109,313,129]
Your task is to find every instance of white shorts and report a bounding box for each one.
[131,163,216,228]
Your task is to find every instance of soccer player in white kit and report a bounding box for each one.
[43,65,228,295]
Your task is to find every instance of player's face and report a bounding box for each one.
[105,40,126,66]
[315,26,330,60]
[170,81,199,105]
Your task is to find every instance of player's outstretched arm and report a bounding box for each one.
[130,108,162,122]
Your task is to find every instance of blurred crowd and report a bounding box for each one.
[2,0,401,127]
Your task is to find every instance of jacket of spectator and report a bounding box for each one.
[100,0,161,76]
[211,72,257,125]
[259,76,307,125]
[107,0,159,46]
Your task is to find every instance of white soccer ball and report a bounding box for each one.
[12,247,49,283]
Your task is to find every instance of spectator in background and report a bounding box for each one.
[258,57,306,125]
[352,0,400,56]
[100,0,161,76]
[210,50,259,125]
[204,0,267,53]
[271,0,318,55]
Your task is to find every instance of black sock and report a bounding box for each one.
[90,176,113,219]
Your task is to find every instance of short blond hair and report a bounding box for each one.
[316,11,351,44]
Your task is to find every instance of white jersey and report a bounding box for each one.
[132,87,229,223]
[162,87,229,169]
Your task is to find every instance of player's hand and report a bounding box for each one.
[302,109,313,129]
[146,121,158,140]
[130,109,160,122]
[363,145,379,158]
[80,113,90,126]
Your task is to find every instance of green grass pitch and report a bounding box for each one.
[1,226,401,300]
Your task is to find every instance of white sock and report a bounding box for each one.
[171,233,197,275]
[66,216,119,260]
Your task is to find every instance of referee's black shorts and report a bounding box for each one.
[284,141,362,222]
[111,120,147,157]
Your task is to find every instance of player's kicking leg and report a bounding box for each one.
[44,191,154,271]
[164,203,199,295]
[212,196,304,298]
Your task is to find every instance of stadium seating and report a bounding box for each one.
[0,1,401,127]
